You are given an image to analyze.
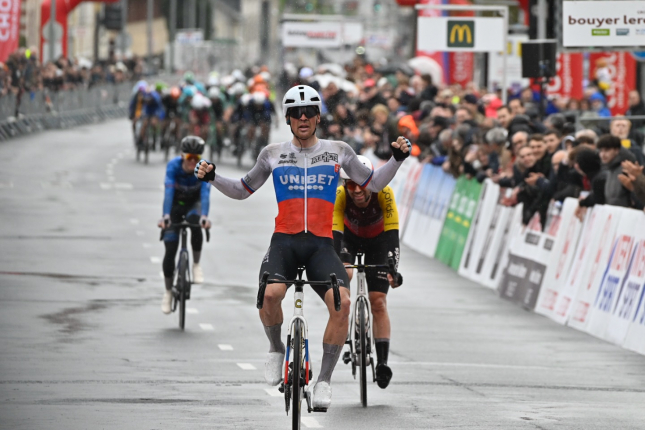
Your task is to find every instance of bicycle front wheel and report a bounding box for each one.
[292,319,302,430]
[178,252,190,330]
[359,301,368,407]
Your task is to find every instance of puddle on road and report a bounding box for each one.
[40,302,108,335]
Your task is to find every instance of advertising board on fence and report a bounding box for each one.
[281,22,343,48]
[435,177,481,270]
[402,165,456,258]
[396,159,424,234]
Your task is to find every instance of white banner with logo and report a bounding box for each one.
[417,17,505,52]
[282,22,342,48]
[488,34,530,93]
[534,198,583,318]
[563,1,645,48]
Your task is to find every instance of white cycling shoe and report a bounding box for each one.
[161,290,172,314]
[193,263,204,284]
[265,352,285,386]
[311,381,332,410]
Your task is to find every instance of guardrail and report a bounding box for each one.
[0,82,133,142]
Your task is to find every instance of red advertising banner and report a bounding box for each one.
[589,52,637,116]
[545,53,584,100]
[448,51,474,87]
[0,0,21,63]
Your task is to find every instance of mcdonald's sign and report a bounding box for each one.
[447,20,475,48]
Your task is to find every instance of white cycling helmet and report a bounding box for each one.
[240,93,253,106]
[340,155,373,180]
[252,91,267,104]
[208,86,221,99]
[228,82,246,96]
[207,75,220,87]
[191,93,212,109]
[282,85,322,115]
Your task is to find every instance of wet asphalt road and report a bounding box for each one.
[0,119,644,430]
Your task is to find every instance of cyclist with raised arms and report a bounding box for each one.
[195,85,410,410]
[332,155,401,389]
[159,136,211,314]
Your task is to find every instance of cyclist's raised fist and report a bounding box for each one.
[195,160,216,182]
[391,137,411,161]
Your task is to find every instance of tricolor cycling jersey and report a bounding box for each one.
[332,185,399,238]
[205,139,403,238]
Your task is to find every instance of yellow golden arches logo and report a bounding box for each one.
[447,20,475,48]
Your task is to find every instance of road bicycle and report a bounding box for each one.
[159,218,210,330]
[341,253,401,407]
[257,267,342,430]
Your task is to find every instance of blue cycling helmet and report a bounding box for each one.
[182,85,197,98]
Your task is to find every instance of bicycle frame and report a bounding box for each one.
[284,281,312,388]
[348,254,375,377]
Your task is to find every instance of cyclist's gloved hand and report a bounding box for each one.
[200,216,211,229]
[391,137,412,162]
[387,272,403,288]
[195,160,216,182]
[158,214,170,229]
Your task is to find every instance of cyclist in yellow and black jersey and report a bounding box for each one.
[332,155,401,389]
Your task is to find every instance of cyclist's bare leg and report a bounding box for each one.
[259,282,287,326]
[260,283,287,355]
[369,291,390,339]
[322,287,351,346]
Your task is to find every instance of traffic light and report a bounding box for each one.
[104,4,123,31]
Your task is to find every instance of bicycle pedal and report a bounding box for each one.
[312,407,328,413]
[342,351,351,365]
[278,383,285,394]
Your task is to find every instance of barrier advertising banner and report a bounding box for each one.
[585,209,644,343]
[0,0,21,63]
[567,206,623,332]
[396,159,424,234]
[498,227,550,310]
[534,198,583,318]
[459,179,500,281]
[563,1,645,48]
[435,177,481,270]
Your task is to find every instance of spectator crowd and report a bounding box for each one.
[281,57,645,228]
[0,47,145,98]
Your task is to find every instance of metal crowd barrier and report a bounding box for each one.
[0,82,133,142]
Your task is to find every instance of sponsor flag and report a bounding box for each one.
[0,0,21,63]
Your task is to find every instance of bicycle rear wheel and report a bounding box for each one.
[292,319,303,430]
[359,300,368,407]
[177,252,190,330]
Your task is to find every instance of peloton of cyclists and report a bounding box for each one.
[195,84,411,410]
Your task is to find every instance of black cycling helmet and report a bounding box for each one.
[180,136,205,154]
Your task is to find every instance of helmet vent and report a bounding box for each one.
[299,92,305,101]
[311,96,320,101]
[285,99,295,104]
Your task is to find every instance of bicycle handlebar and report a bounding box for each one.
[342,256,403,286]
[257,271,342,311]
[159,221,210,242]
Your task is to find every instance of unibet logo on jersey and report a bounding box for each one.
[447,20,474,48]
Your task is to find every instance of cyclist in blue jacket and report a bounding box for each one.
[158,136,211,314]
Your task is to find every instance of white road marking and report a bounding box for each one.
[108,176,116,182]
[237,363,256,370]
[0,181,14,188]
[106,169,114,175]
[159,185,165,191]
[117,153,124,158]
[264,388,283,397]
[111,158,117,164]
[142,243,152,248]
[136,230,145,236]
[389,361,552,370]
[187,308,199,314]
[100,183,112,190]
[114,183,133,190]
[218,344,233,351]
[159,271,164,279]
[150,257,161,264]
[199,323,215,331]
[130,218,139,225]
[302,417,323,428]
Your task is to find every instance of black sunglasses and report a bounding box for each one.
[288,106,319,119]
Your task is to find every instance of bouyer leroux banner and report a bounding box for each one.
[563,1,645,48]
